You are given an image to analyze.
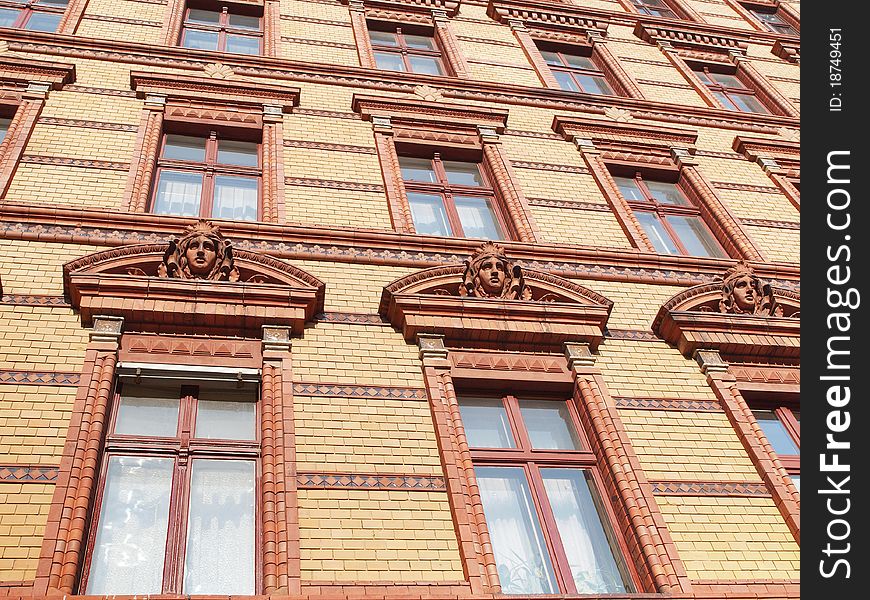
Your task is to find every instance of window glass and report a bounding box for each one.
[399,157,437,182]
[575,74,613,95]
[709,72,743,88]
[226,34,260,55]
[454,197,503,240]
[195,389,257,440]
[443,161,484,187]
[541,469,627,594]
[408,192,452,236]
[408,55,443,75]
[374,51,405,71]
[0,117,11,143]
[519,400,582,450]
[115,384,180,437]
[24,12,61,31]
[228,13,259,30]
[730,93,770,114]
[183,29,220,51]
[475,467,559,595]
[667,215,727,258]
[186,9,220,25]
[404,34,436,50]
[539,50,562,67]
[184,459,256,594]
[87,457,174,595]
[563,54,596,70]
[645,181,690,206]
[212,176,258,221]
[791,475,800,492]
[553,71,580,92]
[369,30,398,46]
[154,171,203,216]
[0,9,18,28]
[217,140,259,167]
[163,135,207,162]
[613,177,645,202]
[634,211,680,255]
[753,410,799,455]
[459,398,515,448]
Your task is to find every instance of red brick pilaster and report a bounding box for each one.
[507,20,560,89]
[418,335,498,595]
[480,129,538,243]
[589,32,645,99]
[657,41,720,108]
[676,151,765,260]
[263,0,281,58]
[35,316,124,595]
[348,0,377,68]
[373,120,414,233]
[122,95,165,212]
[731,51,800,117]
[57,0,89,35]
[161,0,186,45]
[0,84,48,198]
[432,9,468,78]
[770,171,800,210]
[697,351,801,544]
[260,326,301,595]
[262,106,286,223]
[565,343,691,595]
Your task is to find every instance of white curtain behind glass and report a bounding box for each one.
[183,459,256,594]
[155,172,202,216]
[213,177,257,221]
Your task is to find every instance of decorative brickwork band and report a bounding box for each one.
[0,465,59,482]
[36,322,121,594]
[614,396,722,412]
[293,383,427,400]
[0,370,80,386]
[297,472,447,491]
[651,480,771,497]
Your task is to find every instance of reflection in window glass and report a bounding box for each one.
[374,52,405,72]
[154,171,203,216]
[519,400,581,450]
[459,398,515,448]
[183,29,220,51]
[667,215,727,258]
[164,135,207,162]
[443,161,484,186]
[399,157,437,182]
[217,140,258,167]
[213,176,258,221]
[408,55,443,75]
[753,410,799,455]
[634,211,680,254]
[196,389,257,441]
[226,34,260,55]
[454,197,502,240]
[115,384,180,437]
[24,12,62,31]
[646,181,689,206]
[408,193,451,236]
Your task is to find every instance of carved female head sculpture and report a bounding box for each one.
[719,261,781,316]
[158,220,239,281]
[460,242,531,300]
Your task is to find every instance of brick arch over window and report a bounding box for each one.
[382,256,691,595]
[35,236,324,596]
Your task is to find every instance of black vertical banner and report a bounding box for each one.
[802,2,867,597]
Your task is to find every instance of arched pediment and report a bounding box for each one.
[653,264,799,360]
[380,244,613,350]
[63,223,325,335]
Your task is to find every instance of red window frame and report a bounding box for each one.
[693,65,771,114]
[80,380,261,594]
[399,151,511,239]
[750,401,800,477]
[536,44,615,95]
[462,393,637,595]
[367,22,448,75]
[629,0,679,19]
[180,3,263,54]
[747,6,798,35]
[0,0,67,30]
[614,170,728,257]
[150,130,263,220]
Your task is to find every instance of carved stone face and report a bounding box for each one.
[184,234,218,277]
[731,274,757,312]
[478,257,507,296]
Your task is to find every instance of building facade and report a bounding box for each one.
[0,0,799,599]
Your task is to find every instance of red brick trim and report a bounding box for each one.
[741,218,799,230]
[527,197,610,211]
[297,472,446,490]
[0,465,59,482]
[293,383,427,400]
[0,370,80,386]
[1,294,68,306]
[315,311,390,325]
[713,181,781,193]
[284,139,377,154]
[21,155,129,171]
[614,396,722,412]
[606,328,660,341]
[37,117,138,132]
[650,480,770,496]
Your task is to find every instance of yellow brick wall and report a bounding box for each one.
[745,225,799,264]
[298,489,464,582]
[288,260,415,313]
[0,484,53,581]
[0,385,74,465]
[531,205,633,249]
[295,396,442,475]
[2,164,126,211]
[575,279,685,330]
[0,241,103,295]
[656,496,800,580]
[0,307,88,372]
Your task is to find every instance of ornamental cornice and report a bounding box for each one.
[486,0,609,36]
[338,0,461,17]
[633,21,751,51]
[552,115,698,153]
[130,71,300,111]
[0,55,76,89]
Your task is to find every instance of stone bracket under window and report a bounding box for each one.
[124,71,300,221]
[353,94,539,242]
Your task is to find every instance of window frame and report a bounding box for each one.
[462,393,638,595]
[692,65,771,114]
[179,2,264,55]
[398,151,511,240]
[749,401,799,478]
[613,170,728,258]
[367,21,449,76]
[150,129,263,221]
[628,0,680,19]
[535,42,616,96]
[748,7,798,35]
[0,0,68,31]
[80,379,262,595]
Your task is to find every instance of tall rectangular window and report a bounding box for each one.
[151,132,261,221]
[537,44,614,95]
[629,0,679,19]
[751,403,800,490]
[180,3,263,55]
[459,395,633,595]
[613,172,727,258]
[692,66,770,114]
[83,380,259,595]
[0,0,68,31]
[399,153,506,239]
[368,22,446,75]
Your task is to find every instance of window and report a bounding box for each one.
[0,0,67,31]
[368,22,446,75]
[151,131,261,221]
[748,8,797,35]
[82,379,259,595]
[399,153,506,239]
[692,66,770,114]
[751,404,799,490]
[613,172,727,258]
[537,44,614,95]
[0,116,10,143]
[629,0,679,19]
[180,3,262,55]
[460,395,633,595]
